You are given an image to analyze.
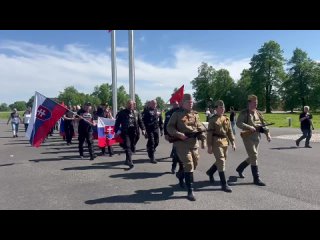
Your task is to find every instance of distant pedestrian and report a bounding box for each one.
[230,106,236,135]
[7,108,22,137]
[296,106,314,148]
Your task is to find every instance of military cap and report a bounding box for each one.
[182,94,193,102]
[248,95,258,101]
[214,100,225,108]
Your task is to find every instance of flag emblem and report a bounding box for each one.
[36,105,52,121]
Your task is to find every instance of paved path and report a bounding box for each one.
[0,122,319,209]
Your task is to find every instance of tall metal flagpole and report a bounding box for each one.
[111,30,118,117]
[128,30,135,102]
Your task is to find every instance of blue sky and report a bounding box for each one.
[1,30,320,105]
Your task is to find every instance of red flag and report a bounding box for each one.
[170,85,184,104]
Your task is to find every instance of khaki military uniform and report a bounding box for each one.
[207,114,235,171]
[236,109,269,166]
[167,109,206,172]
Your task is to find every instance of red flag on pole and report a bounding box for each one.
[170,85,184,104]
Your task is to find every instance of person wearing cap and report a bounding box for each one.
[164,100,184,182]
[206,100,235,192]
[235,95,271,186]
[78,102,96,160]
[7,108,22,137]
[142,99,163,164]
[115,100,146,169]
[167,94,206,201]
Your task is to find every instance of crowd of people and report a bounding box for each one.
[6,95,316,201]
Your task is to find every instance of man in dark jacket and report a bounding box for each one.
[115,100,145,169]
[142,100,163,164]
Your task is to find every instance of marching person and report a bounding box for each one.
[78,102,96,161]
[115,100,146,169]
[167,94,206,201]
[142,99,163,164]
[235,95,271,186]
[206,100,236,192]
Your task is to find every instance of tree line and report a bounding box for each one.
[192,41,320,113]
[0,84,167,112]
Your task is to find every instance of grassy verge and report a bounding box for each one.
[198,112,320,128]
[0,111,24,120]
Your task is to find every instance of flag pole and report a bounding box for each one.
[129,30,135,102]
[111,30,118,117]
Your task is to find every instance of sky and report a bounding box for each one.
[1,30,320,105]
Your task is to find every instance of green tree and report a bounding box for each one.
[9,101,27,111]
[249,41,286,113]
[135,94,143,111]
[232,69,252,110]
[26,96,35,108]
[58,86,82,106]
[283,48,317,110]
[92,83,112,105]
[117,85,130,109]
[213,69,235,110]
[0,103,9,112]
[191,62,216,109]
[155,97,165,110]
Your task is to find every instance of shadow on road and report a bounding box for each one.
[109,172,171,180]
[227,175,255,186]
[270,146,299,150]
[61,158,154,171]
[0,163,14,167]
[29,155,85,162]
[85,185,186,205]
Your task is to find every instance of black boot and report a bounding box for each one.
[206,164,217,183]
[125,151,134,169]
[108,146,114,157]
[171,162,177,174]
[185,172,196,201]
[236,161,249,178]
[148,150,157,164]
[101,147,106,155]
[176,170,185,188]
[219,172,232,192]
[251,165,266,186]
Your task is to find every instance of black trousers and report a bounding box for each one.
[121,127,137,161]
[64,120,74,144]
[78,131,94,157]
[146,129,160,156]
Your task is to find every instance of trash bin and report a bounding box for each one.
[287,117,292,127]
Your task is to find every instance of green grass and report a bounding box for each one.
[198,112,320,129]
[0,111,24,120]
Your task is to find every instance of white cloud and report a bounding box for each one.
[139,36,145,42]
[107,47,128,53]
[0,41,250,105]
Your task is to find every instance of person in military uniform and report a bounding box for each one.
[167,94,206,201]
[235,95,271,186]
[78,102,96,160]
[115,100,146,169]
[142,100,163,164]
[206,100,236,192]
[164,100,184,175]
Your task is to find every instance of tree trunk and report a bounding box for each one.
[266,84,271,113]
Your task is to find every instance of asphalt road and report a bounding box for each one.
[0,121,319,209]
